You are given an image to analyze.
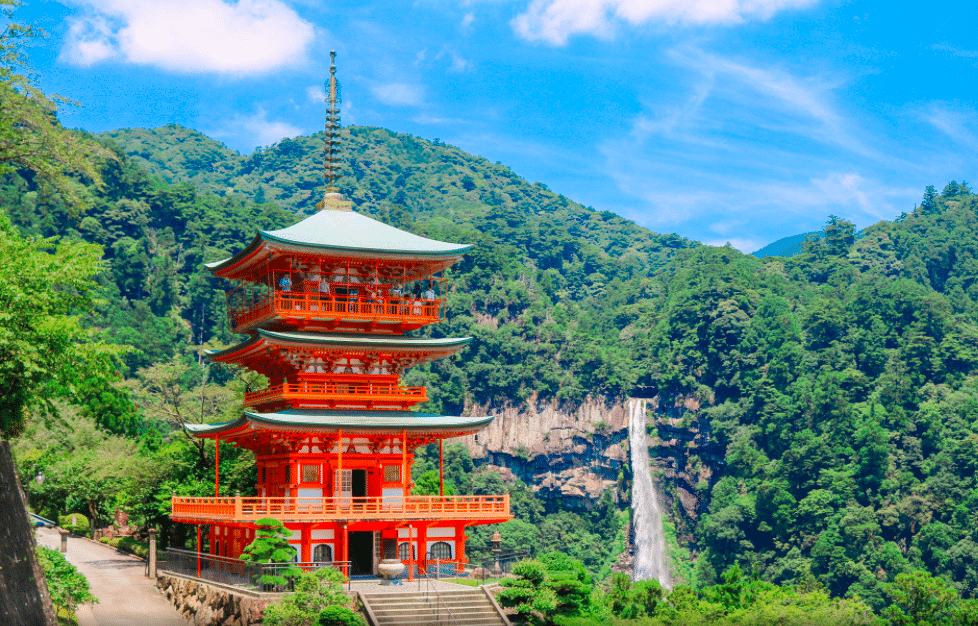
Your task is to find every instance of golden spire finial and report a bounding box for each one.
[319,49,352,211]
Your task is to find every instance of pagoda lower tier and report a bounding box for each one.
[172,409,512,577]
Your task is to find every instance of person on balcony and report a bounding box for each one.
[424,286,435,301]
[317,276,331,312]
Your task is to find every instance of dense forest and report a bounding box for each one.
[6,118,978,619]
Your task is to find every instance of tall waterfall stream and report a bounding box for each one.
[628,398,672,588]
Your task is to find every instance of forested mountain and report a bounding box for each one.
[6,121,978,610]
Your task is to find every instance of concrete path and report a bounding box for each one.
[37,527,188,626]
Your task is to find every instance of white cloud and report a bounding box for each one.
[61,16,118,66]
[461,12,475,28]
[307,85,326,104]
[209,108,303,150]
[512,0,820,45]
[371,83,423,106]
[59,0,314,74]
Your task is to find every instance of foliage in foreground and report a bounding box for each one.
[262,567,363,626]
[499,555,978,626]
[239,517,303,588]
[36,545,97,619]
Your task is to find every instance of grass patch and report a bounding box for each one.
[56,606,79,626]
[105,536,149,558]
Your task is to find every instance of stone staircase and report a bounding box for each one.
[359,587,510,626]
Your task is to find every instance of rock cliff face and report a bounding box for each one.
[459,396,630,508]
[461,395,725,578]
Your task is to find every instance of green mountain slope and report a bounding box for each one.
[6,124,978,604]
[100,124,690,272]
[751,232,817,257]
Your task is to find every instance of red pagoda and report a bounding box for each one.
[169,52,510,578]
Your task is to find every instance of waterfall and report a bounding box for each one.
[629,398,672,588]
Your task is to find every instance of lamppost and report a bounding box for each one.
[25,470,44,509]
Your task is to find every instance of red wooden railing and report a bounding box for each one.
[245,382,428,408]
[228,292,444,331]
[171,494,511,523]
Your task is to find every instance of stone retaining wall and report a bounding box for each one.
[157,573,284,626]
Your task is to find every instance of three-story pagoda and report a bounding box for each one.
[169,52,510,578]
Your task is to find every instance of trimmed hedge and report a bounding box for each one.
[58,513,90,536]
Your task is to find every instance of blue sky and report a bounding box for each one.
[12,0,978,251]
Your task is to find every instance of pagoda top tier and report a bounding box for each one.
[207,209,471,280]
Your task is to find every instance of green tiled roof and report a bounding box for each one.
[186,409,494,436]
[206,210,470,272]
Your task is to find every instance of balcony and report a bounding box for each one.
[229,292,444,334]
[170,494,512,524]
[245,381,428,410]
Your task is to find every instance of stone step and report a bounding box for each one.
[360,589,507,626]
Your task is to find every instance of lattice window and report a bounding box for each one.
[313,544,332,562]
[384,465,401,483]
[302,464,319,483]
[334,469,352,495]
[398,542,415,561]
[429,541,452,560]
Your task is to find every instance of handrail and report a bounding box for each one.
[160,547,353,591]
[428,573,459,626]
[228,291,445,330]
[245,382,427,408]
[171,494,512,523]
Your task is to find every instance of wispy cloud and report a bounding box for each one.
[208,108,303,150]
[921,102,978,151]
[307,85,326,104]
[372,83,424,106]
[59,0,314,74]
[597,46,921,240]
[512,0,820,45]
[932,43,978,61]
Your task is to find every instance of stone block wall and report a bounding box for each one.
[157,573,283,626]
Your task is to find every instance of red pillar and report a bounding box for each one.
[439,439,444,497]
[214,437,220,497]
[456,524,466,576]
[196,526,202,578]
[418,524,428,577]
[300,524,311,563]
[342,524,349,579]
[407,524,414,582]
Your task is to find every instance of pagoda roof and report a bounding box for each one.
[206,210,470,278]
[206,329,472,362]
[185,409,494,438]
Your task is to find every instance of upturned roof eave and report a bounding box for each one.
[184,410,495,438]
[206,232,472,278]
[204,332,473,363]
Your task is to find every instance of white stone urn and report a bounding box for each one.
[377,559,405,585]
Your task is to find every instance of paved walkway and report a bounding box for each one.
[348,577,477,594]
[37,527,188,626]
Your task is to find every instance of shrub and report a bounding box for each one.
[316,606,365,626]
[263,567,360,626]
[58,513,90,536]
[239,518,302,588]
[36,545,97,619]
[108,537,149,558]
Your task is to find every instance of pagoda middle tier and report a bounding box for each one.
[208,330,471,411]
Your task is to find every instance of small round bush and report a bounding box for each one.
[58,513,90,535]
[316,606,364,626]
